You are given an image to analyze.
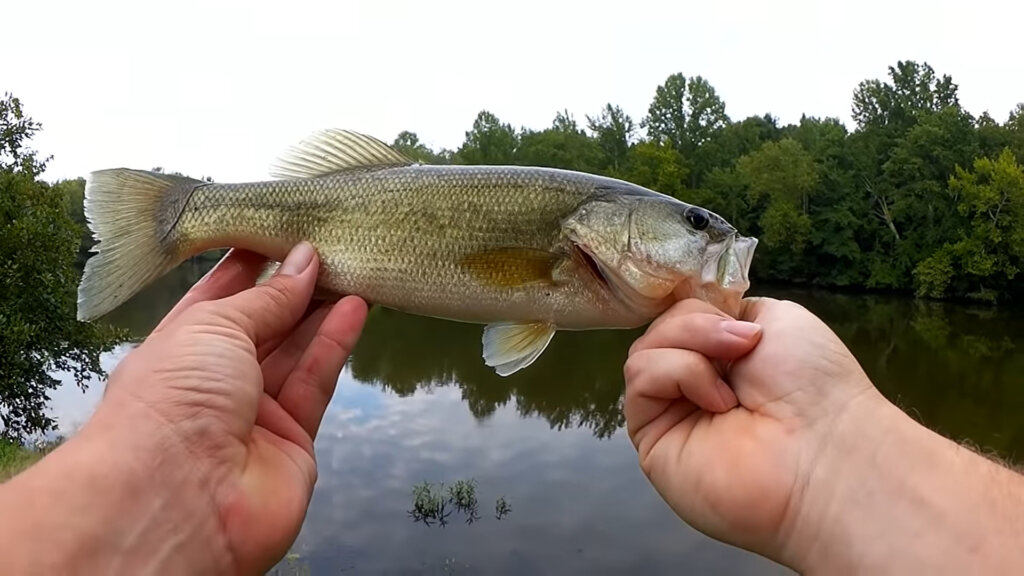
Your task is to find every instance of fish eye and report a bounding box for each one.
[685,207,710,231]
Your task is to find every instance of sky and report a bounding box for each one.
[7,0,1024,183]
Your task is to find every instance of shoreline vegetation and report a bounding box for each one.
[0,438,60,482]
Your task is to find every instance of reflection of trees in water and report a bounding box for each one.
[759,286,1024,463]
[351,290,1024,459]
[348,307,641,439]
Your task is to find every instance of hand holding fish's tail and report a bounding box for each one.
[77,169,204,321]
[1,243,368,574]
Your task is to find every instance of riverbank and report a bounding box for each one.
[0,439,59,482]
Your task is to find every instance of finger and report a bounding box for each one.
[624,347,738,428]
[644,297,733,335]
[153,249,269,332]
[256,299,325,362]
[277,295,368,439]
[217,242,320,348]
[630,310,762,360]
[261,304,333,397]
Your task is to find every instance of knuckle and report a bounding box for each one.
[623,352,648,383]
[314,329,351,359]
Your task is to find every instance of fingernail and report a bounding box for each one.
[722,320,761,339]
[278,242,315,276]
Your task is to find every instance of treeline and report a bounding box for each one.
[390,61,1024,303]
[0,93,123,441]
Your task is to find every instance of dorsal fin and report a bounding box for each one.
[270,129,414,179]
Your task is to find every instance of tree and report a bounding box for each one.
[455,110,519,165]
[642,73,729,187]
[851,60,959,132]
[915,148,1024,300]
[586,103,636,175]
[621,140,689,199]
[736,139,819,279]
[515,110,602,172]
[0,93,124,442]
[391,131,446,164]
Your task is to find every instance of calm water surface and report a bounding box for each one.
[46,263,1024,575]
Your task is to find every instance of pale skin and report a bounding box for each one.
[1,242,1023,574]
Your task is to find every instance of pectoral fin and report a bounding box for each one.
[458,248,563,287]
[482,321,557,376]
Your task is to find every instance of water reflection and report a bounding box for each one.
[349,307,639,440]
[768,287,1024,462]
[288,377,788,574]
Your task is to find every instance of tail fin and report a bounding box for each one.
[77,169,202,321]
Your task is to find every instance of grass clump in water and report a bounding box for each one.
[409,478,510,527]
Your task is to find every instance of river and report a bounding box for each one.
[44,262,1024,575]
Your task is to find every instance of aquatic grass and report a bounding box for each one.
[495,496,512,519]
[409,480,452,526]
[409,478,509,527]
[447,478,480,523]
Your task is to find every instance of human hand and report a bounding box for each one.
[623,296,886,568]
[16,243,368,574]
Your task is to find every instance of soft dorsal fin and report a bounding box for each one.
[270,129,414,179]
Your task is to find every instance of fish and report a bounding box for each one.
[76,129,757,376]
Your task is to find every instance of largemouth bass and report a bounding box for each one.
[77,129,757,375]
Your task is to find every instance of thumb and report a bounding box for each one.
[219,242,319,348]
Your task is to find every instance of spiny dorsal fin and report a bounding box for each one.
[270,129,414,179]
[482,321,557,376]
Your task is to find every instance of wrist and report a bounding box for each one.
[784,392,1024,574]
[0,404,234,574]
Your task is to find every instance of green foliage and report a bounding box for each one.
[455,110,518,165]
[915,148,1024,300]
[0,94,125,441]
[392,131,449,164]
[586,104,636,175]
[516,110,603,172]
[0,436,60,481]
[735,139,819,279]
[642,73,729,187]
[620,141,688,199]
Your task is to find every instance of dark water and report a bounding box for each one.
[45,264,1024,575]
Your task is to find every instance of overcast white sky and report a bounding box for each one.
[7,0,1023,183]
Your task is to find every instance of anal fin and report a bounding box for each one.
[482,321,557,376]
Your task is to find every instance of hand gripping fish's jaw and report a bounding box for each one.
[684,233,758,317]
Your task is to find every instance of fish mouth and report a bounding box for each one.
[703,233,757,292]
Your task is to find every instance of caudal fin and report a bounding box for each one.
[77,169,202,321]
